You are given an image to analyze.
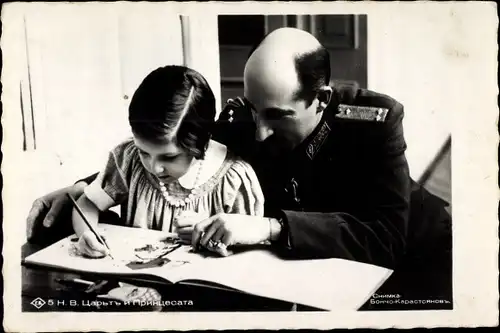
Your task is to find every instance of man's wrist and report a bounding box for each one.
[264,208,292,250]
[268,217,282,242]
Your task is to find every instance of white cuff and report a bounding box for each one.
[84,177,116,211]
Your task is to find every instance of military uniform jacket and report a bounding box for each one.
[214,85,438,270]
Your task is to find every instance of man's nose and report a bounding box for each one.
[255,119,274,142]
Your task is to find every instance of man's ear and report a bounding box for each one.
[316,86,333,113]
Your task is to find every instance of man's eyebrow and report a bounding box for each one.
[241,98,294,117]
[262,107,296,118]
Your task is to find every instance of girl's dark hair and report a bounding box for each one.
[128,65,216,159]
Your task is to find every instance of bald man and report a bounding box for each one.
[27,28,451,305]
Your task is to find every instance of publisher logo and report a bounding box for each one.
[30,297,46,309]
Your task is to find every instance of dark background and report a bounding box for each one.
[218,15,368,107]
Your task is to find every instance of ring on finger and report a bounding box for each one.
[208,239,226,250]
[209,239,226,250]
[216,241,227,250]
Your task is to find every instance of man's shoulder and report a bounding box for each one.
[359,88,401,108]
[331,86,403,124]
[217,97,253,123]
[213,98,257,158]
[322,86,407,156]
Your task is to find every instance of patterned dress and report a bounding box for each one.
[84,138,264,232]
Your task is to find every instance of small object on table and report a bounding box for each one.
[127,257,171,270]
[55,278,94,288]
[86,280,113,294]
[127,243,183,270]
[55,278,118,294]
[206,239,232,256]
[163,235,191,245]
[97,283,163,312]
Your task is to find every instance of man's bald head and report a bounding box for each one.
[247,27,322,58]
[245,28,331,106]
[243,28,333,155]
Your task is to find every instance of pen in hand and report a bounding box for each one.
[66,193,115,260]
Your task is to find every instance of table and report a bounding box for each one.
[22,242,319,312]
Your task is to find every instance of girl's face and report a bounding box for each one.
[133,134,194,183]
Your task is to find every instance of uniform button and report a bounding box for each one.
[228,110,234,116]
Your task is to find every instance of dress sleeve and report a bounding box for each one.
[220,159,265,217]
[84,140,137,211]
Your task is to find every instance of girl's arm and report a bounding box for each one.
[74,140,136,233]
[72,140,137,236]
[72,193,100,237]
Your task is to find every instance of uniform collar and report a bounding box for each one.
[295,83,359,161]
[305,120,331,160]
[177,140,227,189]
[292,105,334,162]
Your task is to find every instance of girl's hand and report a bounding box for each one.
[77,230,109,258]
[174,211,209,243]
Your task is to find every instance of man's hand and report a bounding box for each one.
[26,182,87,244]
[191,213,273,256]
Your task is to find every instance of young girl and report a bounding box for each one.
[72,65,264,258]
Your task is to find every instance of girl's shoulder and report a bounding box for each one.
[224,150,256,177]
[222,152,260,185]
[104,138,141,173]
[209,141,259,187]
[109,138,139,160]
[212,144,263,210]
[207,140,255,175]
[191,140,257,190]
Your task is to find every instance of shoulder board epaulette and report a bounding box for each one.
[221,97,251,123]
[336,104,389,122]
